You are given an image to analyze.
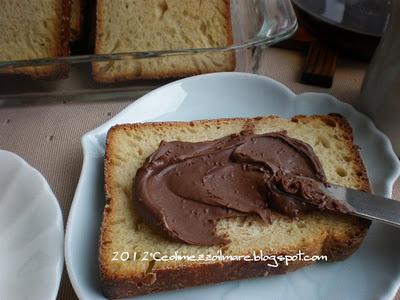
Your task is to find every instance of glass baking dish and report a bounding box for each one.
[0,0,297,105]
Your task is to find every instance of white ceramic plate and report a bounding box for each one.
[0,150,64,300]
[66,72,400,300]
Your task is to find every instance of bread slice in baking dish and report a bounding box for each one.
[100,114,370,299]
[93,0,235,82]
[70,0,84,42]
[0,0,71,78]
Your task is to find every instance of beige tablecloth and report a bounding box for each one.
[0,48,399,299]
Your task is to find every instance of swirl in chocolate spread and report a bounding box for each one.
[134,131,351,246]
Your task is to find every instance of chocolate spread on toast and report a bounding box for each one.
[134,131,350,245]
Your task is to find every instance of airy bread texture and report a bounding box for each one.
[93,0,235,82]
[101,114,370,299]
[0,0,71,78]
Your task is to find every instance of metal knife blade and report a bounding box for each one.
[323,184,400,228]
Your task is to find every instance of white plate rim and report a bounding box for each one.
[0,149,64,300]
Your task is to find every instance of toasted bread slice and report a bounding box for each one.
[93,0,235,82]
[101,114,370,299]
[0,0,71,78]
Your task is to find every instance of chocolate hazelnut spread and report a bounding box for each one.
[134,131,351,246]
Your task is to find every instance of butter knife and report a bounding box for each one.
[323,184,400,228]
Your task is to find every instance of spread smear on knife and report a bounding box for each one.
[134,130,352,246]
